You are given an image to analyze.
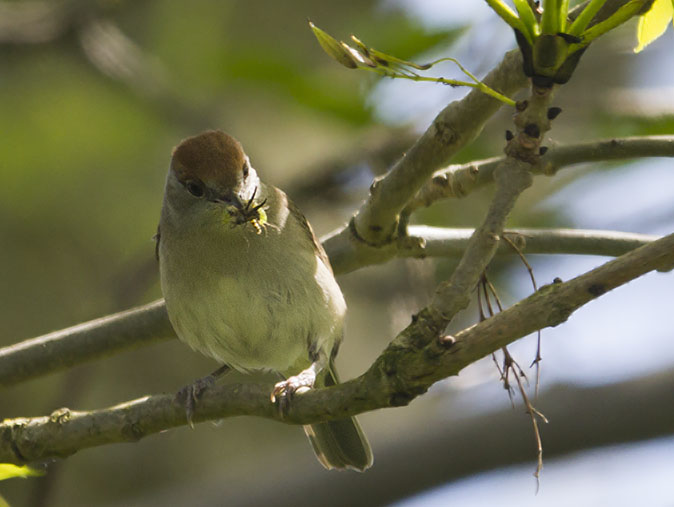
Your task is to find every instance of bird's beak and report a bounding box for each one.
[213,189,243,210]
[215,187,266,229]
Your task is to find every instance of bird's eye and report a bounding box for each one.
[242,161,249,179]
[186,181,205,198]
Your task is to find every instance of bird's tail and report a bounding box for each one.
[303,364,373,471]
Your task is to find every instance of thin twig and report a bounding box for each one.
[503,233,543,397]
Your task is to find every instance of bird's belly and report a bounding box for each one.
[165,274,325,373]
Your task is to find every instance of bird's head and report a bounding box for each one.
[166,130,268,231]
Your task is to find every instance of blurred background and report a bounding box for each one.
[1,1,673,505]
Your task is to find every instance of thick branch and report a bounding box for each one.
[0,300,174,387]
[425,159,534,326]
[2,232,672,464]
[346,49,528,245]
[224,370,674,507]
[404,135,674,214]
[408,84,556,341]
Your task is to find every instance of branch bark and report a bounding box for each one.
[219,369,674,507]
[2,232,672,464]
[345,48,528,245]
[0,301,173,387]
[403,135,674,215]
[326,0,641,247]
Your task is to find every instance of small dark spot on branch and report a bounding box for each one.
[423,344,444,360]
[524,123,540,138]
[432,175,449,187]
[588,284,606,296]
[505,130,514,141]
[10,440,27,462]
[434,120,458,145]
[382,356,398,376]
[122,422,145,442]
[369,225,383,232]
[547,106,562,120]
[516,100,529,111]
[389,391,417,407]
[539,146,548,155]
[389,393,412,406]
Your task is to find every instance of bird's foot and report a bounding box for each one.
[270,369,316,417]
[176,365,230,428]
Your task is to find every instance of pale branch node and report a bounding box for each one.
[0,228,657,388]
[404,136,674,214]
[2,232,672,465]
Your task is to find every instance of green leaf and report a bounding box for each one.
[484,0,533,43]
[541,0,563,34]
[634,0,673,52]
[568,0,608,36]
[512,0,540,40]
[0,463,45,481]
[569,0,650,53]
[309,21,358,69]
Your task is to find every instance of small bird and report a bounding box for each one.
[157,130,372,471]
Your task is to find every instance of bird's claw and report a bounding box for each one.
[176,376,216,428]
[270,371,315,417]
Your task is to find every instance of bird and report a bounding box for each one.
[156,129,372,471]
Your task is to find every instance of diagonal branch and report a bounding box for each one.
[2,232,672,464]
[341,48,527,246]
[409,81,557,345]
[0,301,173,387]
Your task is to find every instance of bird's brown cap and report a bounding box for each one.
[171,130,247,190]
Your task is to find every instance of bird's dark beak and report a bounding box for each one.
[213,190,243,210]
[212,187,264,229]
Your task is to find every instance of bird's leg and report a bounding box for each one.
[271,350,328,416]
[176,364,230,427]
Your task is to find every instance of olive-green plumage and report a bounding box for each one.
[158,130,372,471]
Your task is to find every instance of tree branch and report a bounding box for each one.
[221,369,674,507]
[2,232,672,464]
[402,83,556,354]
[325,0,637,248]
[403,135,674,215]
[0,227,656,387]
[335,49,528,247]
[0,300,173,387]
[406,226,657,260]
